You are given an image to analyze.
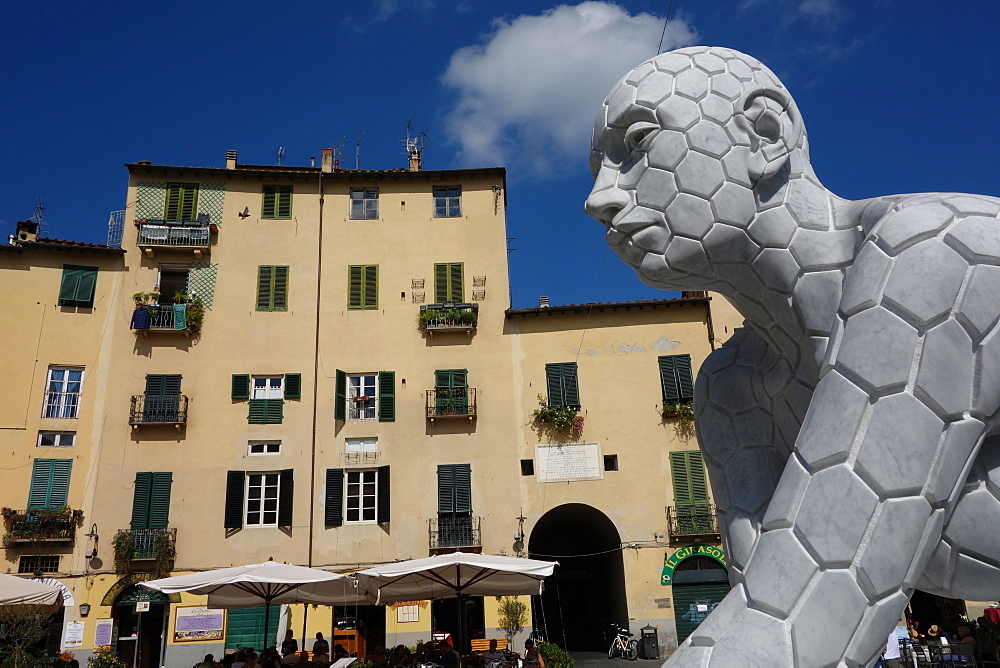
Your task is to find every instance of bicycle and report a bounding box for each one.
[608,624,638,660]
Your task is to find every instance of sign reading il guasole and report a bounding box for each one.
[661,544,727,585]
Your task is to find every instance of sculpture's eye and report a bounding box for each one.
[624,122,658,153]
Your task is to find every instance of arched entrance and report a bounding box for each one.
[670,555,730,644]
[113,584,169,668]
[528,504,627,651]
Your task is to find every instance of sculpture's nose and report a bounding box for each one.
[585,174,629,226]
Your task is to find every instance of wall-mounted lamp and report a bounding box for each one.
[79,603,91,616]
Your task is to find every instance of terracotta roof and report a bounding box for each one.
[2,237,125,255]
[505,296,710,317]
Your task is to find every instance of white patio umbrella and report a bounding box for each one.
[355,552,557,651]
[140,561,369,649]
[0,573,63,609]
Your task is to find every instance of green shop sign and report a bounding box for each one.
[661,545,727,585]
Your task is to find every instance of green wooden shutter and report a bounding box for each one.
[180,185,197,221]
[226,607,280,651]
[131,472,153,529]
[148,472,173,529]
[376,465,390,524]
[257,266,274,310]
[348,266,363,309]
[676,355,694,400]
[545,362,579,407]
[224,471,245,529]
[545,364,564,406]
[58,267,81,305]
[378,371,395,422]
[434,264,449,303]
[262,186,292,219]
[262,187,276,219]
[334,370,346,422]
[277,469,293,527]
[670,451,709,505]
[284,373,301,399]
[28,460,53,509]
[164,185,181,221]
[660,355,694,402]
[272,266,288,311]
[363,265,378,309]
[277,186,292,219]
[165,183,198,221]
[325,469,344,527]
[437,465,455,513]
[449,263,464,302]
[454,463,472,513]
[561,363,580,408]
[58,265,98,307]
[232,374,250,400]
[265,399,284,424]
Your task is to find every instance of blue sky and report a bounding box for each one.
[2,1,999,308]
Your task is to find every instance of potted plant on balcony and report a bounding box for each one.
[531,395,584,441]
[417,310,437,329]
[112,530,135,574]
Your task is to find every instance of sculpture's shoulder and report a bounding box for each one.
[859,193,1000,256]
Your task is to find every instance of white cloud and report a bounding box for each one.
[441,2,696,174]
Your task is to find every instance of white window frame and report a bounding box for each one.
[252,376,283,400]
[248,441,281,456]
[396,604,419,623]
[350,188,379,220]
[433,186,462,218]
[37,431,76,448]
[245,472,281,527]
[347,374,377,421]
[345,438,378,453]
[344,469,378,524]
[43,367,83,419]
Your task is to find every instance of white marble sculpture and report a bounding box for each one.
[585,46,1000,667]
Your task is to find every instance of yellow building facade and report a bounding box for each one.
[0,152,740,666]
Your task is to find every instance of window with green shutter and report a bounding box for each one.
[143,374,182,423]
[378,371,395,422]
[58,265,99,308]
[435,369,468,415]
[164,183,199,222]
[545,362,580,408]
[232,374,250,400]
[284,373,301,399]
[433,263,464,303]
[27,459,72,509]
[334,370,347,422]
[131,472,172,529]
[262,185,293,219]
[256,266,289,311]
[348,265,378,310]
[437,464,472,514]
[659,354,694,403]
[325,468,345,526]
[669,451,709,505]
[248,376,284,424]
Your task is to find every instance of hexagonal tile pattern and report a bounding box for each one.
[793,270,842,333]
[858,497,932,598]
[855,393,944,495]
[791,570,869,667]
[710,182,756,227]
[795,465,879,564]
[974,326,1000,418]
[664,234,711,275]
[700,94,734,124]
[957,264,1000,339]
[840,241,892,316]
[916,319,973,416]
[874,202,955,252]
[674,151,726,198]
[652,52,692,75]
[746,205,797,248]
[796,371,868,467]
[666,193,716,240]
[705,224,760,264]
[837,308,918,390]
[657,95,701,131]
[845,591,909,667]
[711,71,744,100]
[924,418,984,504]
[882,240,968,325]
[949,552,1000,600]
[635,71,674,107]
[942,194,1000,217]
[646,130,688,170]
[726,57,754,81]
[693,51,726,74]
[745,529,817,615]
[707,607,791,668]
[635,167,677,209]
[605,81,637,126]
[945,214,1000,263]
[674,68,710,100]
[686,120,732,158]
[752,248,800,287]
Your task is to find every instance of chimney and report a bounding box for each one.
[15,220,39,243]
[408,149,421,172]
[538,296,549,308]
[225,149,237,170]
[321,148,333,173]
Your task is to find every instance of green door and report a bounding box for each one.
[434,369,468,415]
[671,556,730,644]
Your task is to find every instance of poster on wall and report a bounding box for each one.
[62,621,84,649]
[535,442,603,482]
[94,619,114,646]
[174,606,225,642]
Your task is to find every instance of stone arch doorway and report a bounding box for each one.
[528,503,627,651]
[670,555,730,645]
[112,584,170,668]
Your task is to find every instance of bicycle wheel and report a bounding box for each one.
[608,640,617,660]
[626,639,639,661]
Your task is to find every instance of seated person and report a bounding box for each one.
[195,655,219,668]
[482,640,506,664]
[437,641,460,668]
[312,633,331,663]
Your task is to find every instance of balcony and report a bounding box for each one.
[136,219,214,259]
[666,504,720,543]
[132,305,191,336]
[426,388,477,422]
[2,508,81,546]
[129,395,188,428]
[114,527,177,562]
[429,516,482,550]
[418,303,478,337]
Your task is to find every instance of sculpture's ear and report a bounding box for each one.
[735,86,804,183]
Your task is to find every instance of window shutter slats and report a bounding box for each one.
[58,267,81,305]
[434,264,449,303]
[27,460,52,509]
[165,185,181,221]
[378,371,395,422]
[437,465,455,514]
[180,186,197,221]
[277,469,293,528]
[131,472,153,529]
[166,183,198,221]
[162,375,182,395]
[363,265,378,308]
[277,186,292,218]
[148,472,173,529]
[449,263,464,302]
[659,356,680,402]
[257,266,274,311]
[248,399,267,424]
[232,374,250,400]
[676,355,694,399]
[377,465,390,524]
[670,451,708,505]
[224,471,245,529]
[435,370,452,389]
[59,265,98,307]
[265,399,284,424]
[348,266,363,309]
[262,188,276,219]
[74,267,98,307]
[49,460,71,507]
[561,363,580,408]
[454,464,472,513]
[272,266,288,311]
[545,364,563,406]
[284,373,301,399]
[334,370,346,422]
[145,375,166,396]
[325,469,344,527]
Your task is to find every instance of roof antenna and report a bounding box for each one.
[275,146,285,166]
[402,115,430,171]
[355,133,365,170]
[331,138,345,171]
[32,198,47,237]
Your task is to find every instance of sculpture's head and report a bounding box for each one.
[585,47,807,290]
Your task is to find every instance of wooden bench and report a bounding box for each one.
[470,638,508,653]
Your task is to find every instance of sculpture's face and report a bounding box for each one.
[585,48,761,290]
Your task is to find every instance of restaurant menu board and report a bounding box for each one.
[62,621,84,648]
[535,442,603,482]
[94,619,114,646]
[174,606,225,642]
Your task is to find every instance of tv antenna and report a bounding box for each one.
[275,146,285,166]
[32,198,47,236]
[331,137,345,170]
[355,133,365,170]
[402,115,430,170]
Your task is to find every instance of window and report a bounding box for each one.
[249,441,281,455]
[345,438,377,453]
[253,376,283,399]
[142,374,182,423]
[18,556,59,574]
[603,454,619,472]
[350,189,379,220]
[348,265,378,310]
[433,186,461,218]
[335,371,395,422]
[43,367,83,419]
[544,362,580,409]
[256,266,289,311]
[38,432,75,447]
[224,469,293,529]
[520,459,534,476]
[58,265,98,307]
[437,464,473,547]
[262,185,293,219]
[165,182,199,222]
[130,472,172,529]
[250,376,283,425]
[396,605,419,623]
[28,459,72,509]
[670,451,708,505]
[156,264,190,305]
[324,466,389,526]
[434,369,468,415]
[433,263,464,303]
[659,354,694,403]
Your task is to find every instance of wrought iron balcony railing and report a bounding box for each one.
[418,303,479,335]
[137,222,211,248]
[429,515,482,550]
[666,504,720,542]
[117,527,177,560]
[2,508,81,545]
[425,388,477,421]
[129,395,188,426]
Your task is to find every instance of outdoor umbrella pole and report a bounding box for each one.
[263,599,271,652]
